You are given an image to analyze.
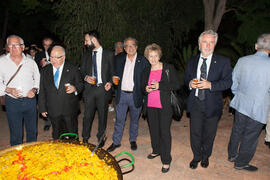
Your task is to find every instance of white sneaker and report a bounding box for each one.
[108,106,114,112]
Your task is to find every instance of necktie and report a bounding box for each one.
[54,68,60,88]
[198,57,207,100]
[92,51,98,82]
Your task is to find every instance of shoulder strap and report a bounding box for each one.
[165,69,170,82]
[6,64,23,86]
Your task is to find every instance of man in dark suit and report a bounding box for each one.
[184,30,232,169]
[35,37,53,70]
[39,46,83,140]
[35,37,54,131]
[80,30,114,147]
[107,37,149,152]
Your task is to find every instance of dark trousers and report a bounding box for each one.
[190,98,220,161]
[5,95,37,146]
[228,111,263,167]
[82,86,109,141]
[147,107,172,165]
[50,113,78,140]
[113,91,141,145]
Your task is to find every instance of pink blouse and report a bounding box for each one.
[147,69,162,108]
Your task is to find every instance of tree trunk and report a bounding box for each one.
[203,0,227,32]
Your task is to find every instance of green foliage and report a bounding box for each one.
[52,0,202,65]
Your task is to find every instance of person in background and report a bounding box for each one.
[39,45,83,140]
[228,33,270,171]
[107,37,149,152]
[141,43,180,173]
[80,30,114,147]
[108,41,125,114]
[184,30,232,169]
[0,35,40,146]
[35,37,54,131]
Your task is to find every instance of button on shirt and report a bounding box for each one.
[121,53,137,91]
[0,53,40,98]
[93,47,103,84]
[195,53,213,96]
[53,63,64,88]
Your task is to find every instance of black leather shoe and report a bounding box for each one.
[201,158,209,168]
[161,164,170,173]
[189,160,200,169]
[98,139,106,148]
[147,153,160,159]
[265,141,270,148]
[43,125,51,131]
[107,143,121,152]
[83,139,88,143]
[130,141,137,150]
[235,164,258,171]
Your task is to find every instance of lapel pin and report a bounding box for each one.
[67,69,69,72]
[214,61,216,64]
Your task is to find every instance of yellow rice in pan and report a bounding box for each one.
[0,142,118,180]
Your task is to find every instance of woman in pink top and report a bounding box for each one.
[141,43,180,173]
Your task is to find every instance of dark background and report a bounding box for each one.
[0,0,269,77]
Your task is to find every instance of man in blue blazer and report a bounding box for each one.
[107,37,149,152]
[228,33,270,171]
[184,30,232,169]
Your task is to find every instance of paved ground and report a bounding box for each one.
[0,103,270,180]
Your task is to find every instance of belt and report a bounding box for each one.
[123,90,133,93]
[96,83,103,87]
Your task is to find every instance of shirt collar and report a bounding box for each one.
[126,53,137,62]
[200,53,213,61]
[53,62,65,72]
[255,51,269,57]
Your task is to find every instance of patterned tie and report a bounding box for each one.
[198,57,207,100]
[54,68,60,88]
[92,51,98,82]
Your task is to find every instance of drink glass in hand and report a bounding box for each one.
[113,76,120,85]
[65,83,71,92]
[150,80,157,89]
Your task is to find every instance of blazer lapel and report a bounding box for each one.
[48,65,56,89]
[133,55,141,82]
[58,63,69,89]
[207,54,217,80]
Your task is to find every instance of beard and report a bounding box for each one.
[85,41,95,52]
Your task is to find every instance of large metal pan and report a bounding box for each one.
[0,134,134,180]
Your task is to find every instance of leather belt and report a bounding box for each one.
[123,91,133,93]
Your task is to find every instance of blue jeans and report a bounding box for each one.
[113,91,141,145]
[5,95,37,146]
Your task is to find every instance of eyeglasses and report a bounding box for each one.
[7,44,23,48]
[50,55,65,59]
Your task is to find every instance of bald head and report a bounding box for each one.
[50,46,66,68]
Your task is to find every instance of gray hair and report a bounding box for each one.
[198,30,218,45]
[124,37,138,47]
[6,35,24,45]
[114,41,123,48]
[51,45,66,56]
[256,33,270,51]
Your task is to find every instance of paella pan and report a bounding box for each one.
[0,134,134,180]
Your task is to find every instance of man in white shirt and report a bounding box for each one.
[0,35,40,146]
[107,37,149,152]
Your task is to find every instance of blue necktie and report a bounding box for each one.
[54,68,60,88]
[92,51,98,82]
[198,57,207,101]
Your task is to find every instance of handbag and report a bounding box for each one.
[0,64,23,105]
[165,69,184,121]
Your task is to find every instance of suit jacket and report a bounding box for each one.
[230,51,270,124]
[141,63,180,110]
[80,49,114,97]
[184,53,232,117]
[115,53,149,108]
[35,51,47,70]
[38,62,84,117]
